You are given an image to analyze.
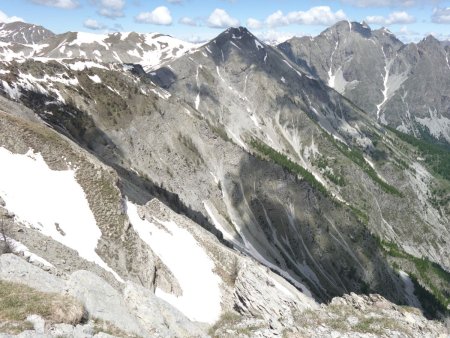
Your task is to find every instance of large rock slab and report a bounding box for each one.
[123,281,207,338]
[66,270,146,337]
[0,254,64,293]
[234,260,317,329]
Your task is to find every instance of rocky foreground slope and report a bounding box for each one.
[0,21,449,337]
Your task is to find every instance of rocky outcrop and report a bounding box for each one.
[0,254,210,337]
[0,254,64,293]
[211,293,449,338]
[285,293,449,338]
[279,21,450,143]
[123,282,207,338]
[233,260,317,330]
[67,271,147,337]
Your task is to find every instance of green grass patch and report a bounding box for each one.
[322,132,403,197]
[92,318,142,338]
[0,280,84,333]
[386,126,450,181]
[249,138,328,195]
[377,239,450,317]
[208,312,242,337]
[348,205,369,225]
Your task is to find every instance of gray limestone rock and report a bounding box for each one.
[66,270,147,337]
[0,254,64,293]
[123,281,208,338]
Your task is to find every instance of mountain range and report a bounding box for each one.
[0,20,449,337]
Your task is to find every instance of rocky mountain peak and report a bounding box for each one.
[0,21,54,44]
[418,34,442,49]
[202,25,266,63]
[322,20,373,39]
[213,26,259,46]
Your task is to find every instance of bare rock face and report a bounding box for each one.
[279,21,450,143]
[66,271,147,337]
[0,22,54,44]
[122,281,207,338]
[0,254,64,293]
[233,260,317,330]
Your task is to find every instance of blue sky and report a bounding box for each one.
[0,0,449,43]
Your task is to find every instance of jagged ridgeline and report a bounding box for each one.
[0,20,449,337]
[278,20,450,144]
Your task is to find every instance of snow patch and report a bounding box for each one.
[399,270,421,308]
[0,148,123,282]
[126,202,222,324]
[88,74,101,83]
[69,32,109,50]
[328,41,339,88]
[254,39,264,49]
[68,61,108,71]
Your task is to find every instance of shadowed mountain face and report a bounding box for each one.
[278,21,450,144]
[0,23,449,321]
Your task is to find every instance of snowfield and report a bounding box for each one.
[0,147,123,282]
[126,201,222,324]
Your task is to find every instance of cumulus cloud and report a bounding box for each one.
[337,0,440,7]
[179,16,197,26]
[394,25,422,42]
[83,18,105,30]
[0,10,24,23]
[246,18,263,30]
[432,7,450,23]
[365,11,415,25]
[256,30,296,44]
[30,0,79,9]
[266,6,347,27]
[185,34,211,43]
[93,0,125,18]
[135,6,172,25]
[206,8,239,28]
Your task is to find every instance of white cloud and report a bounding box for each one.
[135,6,172,25]
[365,11,415,25]
[185,34,210,43]
[337,0,440,7]
[256,30,296,44]
[432,7,450,24]
[94,0,125,18]
[83,18,105,30]
[395,25,421,42]
[179,17,197,26]
[266,6,347,27]
[247,18,263,30]
[30,0,79,9]
[206,8,239,28]
[0,10,24,23]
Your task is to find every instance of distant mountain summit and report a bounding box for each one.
[0,21,54,44]
[278,20,450,143]
[0,25,197,71]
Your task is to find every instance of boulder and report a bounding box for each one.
[0,254,64,293]
[66,270,146,337]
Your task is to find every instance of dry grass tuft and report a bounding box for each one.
[0,279,85,332]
